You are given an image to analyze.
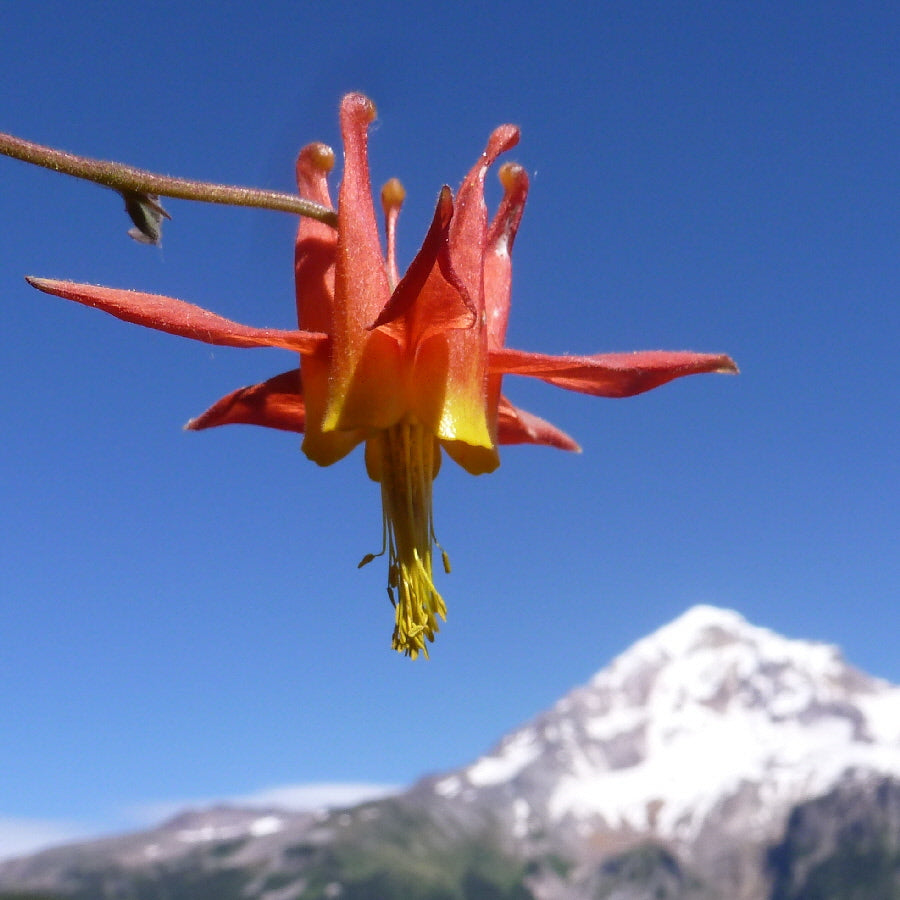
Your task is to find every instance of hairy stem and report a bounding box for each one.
[0,130,338,227]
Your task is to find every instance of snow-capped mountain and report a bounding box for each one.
[4,604,900,900]
[432,604,900,851]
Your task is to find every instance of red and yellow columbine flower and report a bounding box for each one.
[26,93,737,658]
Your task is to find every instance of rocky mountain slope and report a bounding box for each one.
[4,605,900,899]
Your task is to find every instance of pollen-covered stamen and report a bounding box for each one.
[366,419,446,658]
[381,178,406,290]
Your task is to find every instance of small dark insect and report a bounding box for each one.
[121,190,171,245]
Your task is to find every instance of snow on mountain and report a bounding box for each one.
[434,605,900,846]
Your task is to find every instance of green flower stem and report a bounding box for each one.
[0,130,338,228]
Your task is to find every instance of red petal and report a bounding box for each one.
[489,348,739,397]
[496,396,580,451]
[293,143,344,459]
[334,94,392,332]
[450,124,520,295]
[484,163,529,351]
[434,126,521,473]
[295,143,336,333]
[370,186,475,346]
[186,369,305,433]
[320,94,403,433]
[26,278,327,355]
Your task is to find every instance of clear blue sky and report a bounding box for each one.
[1,0,897,857]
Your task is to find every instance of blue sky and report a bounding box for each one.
[1,0,897,859]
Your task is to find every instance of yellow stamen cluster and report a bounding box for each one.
[362,419,448,658]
